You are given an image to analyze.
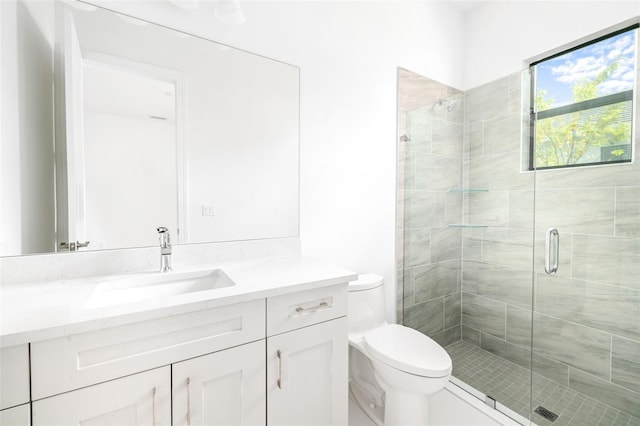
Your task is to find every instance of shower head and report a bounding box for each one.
[446,100,460,112]
[432,98,460,113]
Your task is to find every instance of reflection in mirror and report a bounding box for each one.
[0,0,300,257]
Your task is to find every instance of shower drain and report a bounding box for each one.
[534,406,559,422]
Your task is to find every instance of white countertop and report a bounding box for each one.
[0,255,357,348]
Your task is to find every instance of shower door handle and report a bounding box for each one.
[545,228,559,275]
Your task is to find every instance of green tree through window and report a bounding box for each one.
[532,25,637,169]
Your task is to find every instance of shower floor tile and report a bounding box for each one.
[445,340,640,426]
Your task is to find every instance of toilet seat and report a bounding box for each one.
[363,324,452,378]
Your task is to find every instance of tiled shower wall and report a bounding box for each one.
[396,68,464,348]
[398,67,640,418]
[461,71,640,418]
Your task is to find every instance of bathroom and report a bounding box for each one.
[1,0,638,425]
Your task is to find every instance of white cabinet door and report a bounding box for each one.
[0,344,30,410]
[267,317,348,426]
[32,366,170,426]
[172,340,266,426]
[0,404,30,426]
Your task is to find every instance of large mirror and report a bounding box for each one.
[0,0,299,256]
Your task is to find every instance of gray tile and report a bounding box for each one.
[572,234,640,289]
[615,187,640,237]
[430,227,461,262]
[461,324,481,345]
[462,260,532,309]
[404,297,444,337]
[415,153,461,191]
[432,325,461,347]
[532,353,570,387]
[570,368,640,418]
[481,332,531,370]
[506,305,532,347]
[444,293,461,329]
[466,151,533,191]
[611,336,640,394]
[404,190,445,229]
[533,313,611,380]
[403,228,431,267]
[432,118,463,158]
[483,112,521,155]
[415,259,459,302]
[461,227,482,261]
[406,108,432,152]
[509,190,535,230]
[465,121,483,158]
[508,70,524,114]
[480,227,534,270]
[535,161,640,190]
[462,292,506,339]
[536,274,640,341]
[400,267,415,308]
[534,188,615,236]
[400,149,415,190]
[467,191,510,226]
[465,76,510,124]
[444,191,463,225]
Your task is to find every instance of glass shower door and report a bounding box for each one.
[531,156,640,426]
[530,28,640,423]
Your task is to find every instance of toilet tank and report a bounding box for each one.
[348,274,387,335]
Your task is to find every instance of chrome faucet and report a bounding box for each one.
[157,227,172,273]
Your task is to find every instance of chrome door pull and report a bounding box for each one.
[295,301,328,313]
[545,228,559,275]
[186,377,191,426]
[276,350,284,389]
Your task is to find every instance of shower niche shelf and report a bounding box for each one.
[448,188,489,227]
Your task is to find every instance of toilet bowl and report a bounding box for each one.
[348,274,452,426]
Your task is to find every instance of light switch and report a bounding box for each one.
[202,205,216,216]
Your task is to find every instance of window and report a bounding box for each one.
[530,25,638,170]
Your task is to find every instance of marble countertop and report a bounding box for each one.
[0,255,357,348]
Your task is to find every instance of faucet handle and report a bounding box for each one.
[157,226,169,234]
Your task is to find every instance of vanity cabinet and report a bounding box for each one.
[0,344,31,426]
[30,299,265,400]
[266,284,348,426]
[172,340,266,426]
[267,317,348,426]
[32,366,171,426]
[0,344,30,410]
[4,280,350,426]
[0,404,31,426]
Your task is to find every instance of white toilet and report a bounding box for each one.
[348,274,452,426]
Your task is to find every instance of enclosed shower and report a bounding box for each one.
[396,62,640,425]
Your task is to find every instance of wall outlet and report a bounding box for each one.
[201,205,216,216]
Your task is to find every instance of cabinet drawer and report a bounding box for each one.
[32,366,170,426]
[0,344,30,410]
[267,283,347,336]
[0,403,31,426]
[31,299,265,400]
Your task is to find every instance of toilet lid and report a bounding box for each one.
[364,324,452,377]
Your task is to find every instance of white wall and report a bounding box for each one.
[463,1,640,90]
[0,0,56,256]
[87,0,466,321]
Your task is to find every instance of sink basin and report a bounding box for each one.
[84,269,235,308]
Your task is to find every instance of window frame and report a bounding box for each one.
[529,23,639,171]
